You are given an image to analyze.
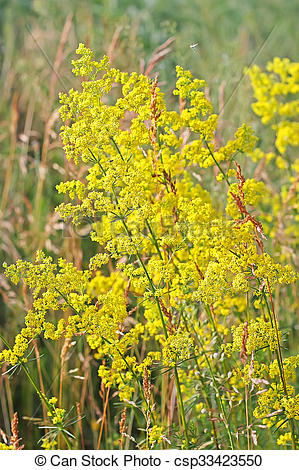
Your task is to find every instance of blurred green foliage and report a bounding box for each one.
[0,0,298,449]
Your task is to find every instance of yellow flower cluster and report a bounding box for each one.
[226,179,267,219]
[246,57,299,281]
[231,349,299,446]
[247,57,299,154]
[1,45,298,449]
[1,251,127,367]
[41,438,57,450]
[269,355,299,381]
[162,329,193,367]
[254,383,298,421]
[225,318,281,355]
[0,443,13,450]
[47,398,66,425]
[148,425,165,445]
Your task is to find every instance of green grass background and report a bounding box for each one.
[0,0,298,448]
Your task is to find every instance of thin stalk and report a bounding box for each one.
[110,136,124,161]
[102,337,154,420]
[120,215,169,335]
[96,386,110,449]
[245,292,252,449]
[173,367,189,446]
[136,249,189,445]
[0,333,72,449]
[262,292,286,392]
[145,219,163,260]
[33,341,48,429]
[204,140,230,185]
[204,305,229,379]
[245,385,250,450]
[204,305,221,344]
[266,278,287,393]
[262,287,297,450]
[180,308,232,448]
[181,313,220,448]
[193,332,235,449]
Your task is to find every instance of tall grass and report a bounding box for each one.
[0,0,298,449]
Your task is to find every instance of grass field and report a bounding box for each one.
[0,0,298,450]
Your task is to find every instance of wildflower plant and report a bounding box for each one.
[0,44,298,450]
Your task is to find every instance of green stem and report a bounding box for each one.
[110,136,124,161]
[204,305,220,343]
[181,313,220,448]
[190,329,235,449]
[22,365,72,449]
[145,219,163,260]
[262,288,297,450]
[262,292,286,391]
[88,148,107,175]
[101,336,155,423]
[0,333,72,449]
[173,367,189,447]
[204,140,230,185]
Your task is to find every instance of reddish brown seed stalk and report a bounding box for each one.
[119,408,127,449]
[143,369,152,446]
[76,402,85,450]
[240,322,249,365]
[149,76,161,175]
[194,262,205,280]
[143,368,152,403]
[231,162,266,253]
[10,412,24,450]
[119,408,127,435]
[159,298,175,334]
[162,169,179,223]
